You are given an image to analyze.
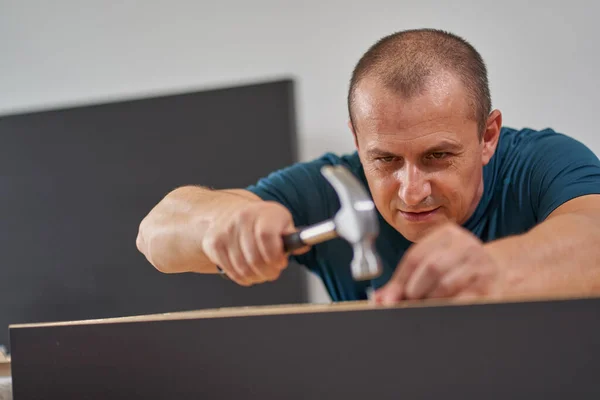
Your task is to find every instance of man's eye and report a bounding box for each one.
[427,152,448,160]
[377,156,396,163]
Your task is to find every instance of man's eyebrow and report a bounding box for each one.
[424,140,463,153]
[365,148,399,157]
[365,140,463,157]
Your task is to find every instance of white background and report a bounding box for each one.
[2,0,598,302]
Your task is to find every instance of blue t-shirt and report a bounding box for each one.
[246,127,600,301]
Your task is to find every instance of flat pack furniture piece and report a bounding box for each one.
[0,78,306,351]
[9,294,600,400]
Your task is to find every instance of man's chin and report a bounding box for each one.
[394,215,448,242]
[396,225,436,243]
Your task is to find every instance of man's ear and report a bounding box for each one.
[348,120,359,150]
[481,110,502,166]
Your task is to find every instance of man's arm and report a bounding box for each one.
[136,186,261,274]
[486,194,600,297]
[373,195,600,304]
[137,154,344,285]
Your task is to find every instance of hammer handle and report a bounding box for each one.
[216,220,337,278]
[282,231,306,252]
[283,220,337,251]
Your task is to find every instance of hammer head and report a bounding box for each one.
[321,165,383,281]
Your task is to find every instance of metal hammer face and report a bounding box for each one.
[282,165,382,281]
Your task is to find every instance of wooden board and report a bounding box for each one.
[0,349,9,377]
[9,294,600,400]
[0,361,9,378]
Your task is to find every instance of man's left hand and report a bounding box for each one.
[373,223,506,305]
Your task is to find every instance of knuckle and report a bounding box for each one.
[436,222,459,238]
[224,222,236,237]
[404,245,419,260]
[403,253,418,270]
[236,207,255,224]
[257,228,274,243]
[424,264,440,278]
[464,243,482,258]
[201,235,214,249]
[211,232,229,248]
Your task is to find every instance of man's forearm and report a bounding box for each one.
[485,210,600,297]
[136,186,259,274]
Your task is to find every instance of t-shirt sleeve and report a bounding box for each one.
[244,152,353,267]
[245,153,345,227]
[523,130,600,221]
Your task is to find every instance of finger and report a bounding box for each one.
[291,244,311,256]
[404,241,470,299]
[403,256,446,300]
[201,235,232,278]
[374,234,454,304]
[373,245,422,304]
[255,219,289,271]
[427,264,477,298]
[228,222,265,284]
[453,291,480,301]
[402,225,454,263]
[372,280,404,305]
[212,241,251,286]
[238,221,277,281]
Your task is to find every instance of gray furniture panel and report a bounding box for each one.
[9,296,600,399]
[0,79,308,350]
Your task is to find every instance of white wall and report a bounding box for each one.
[2,0,598,303]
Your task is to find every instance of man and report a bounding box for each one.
[136,28,600,305]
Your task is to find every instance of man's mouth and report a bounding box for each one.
[399,207,440,222]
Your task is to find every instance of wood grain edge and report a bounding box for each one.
[9,292,600,329]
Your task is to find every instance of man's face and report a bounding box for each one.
[351,74,499,242]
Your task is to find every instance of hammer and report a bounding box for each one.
[218,165,383,281]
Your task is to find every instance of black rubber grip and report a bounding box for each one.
[282,231,305,252]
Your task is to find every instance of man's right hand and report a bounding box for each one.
[202,200,309,286]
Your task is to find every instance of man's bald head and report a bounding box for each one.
[348,29,491,136]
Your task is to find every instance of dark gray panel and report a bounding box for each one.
[9,297,600,399]
[0,79,308,350]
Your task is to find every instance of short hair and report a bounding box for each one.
[347,28,491,136]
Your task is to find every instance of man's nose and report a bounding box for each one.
[398,165,432,207]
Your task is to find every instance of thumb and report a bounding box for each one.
[291,246,311,255]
